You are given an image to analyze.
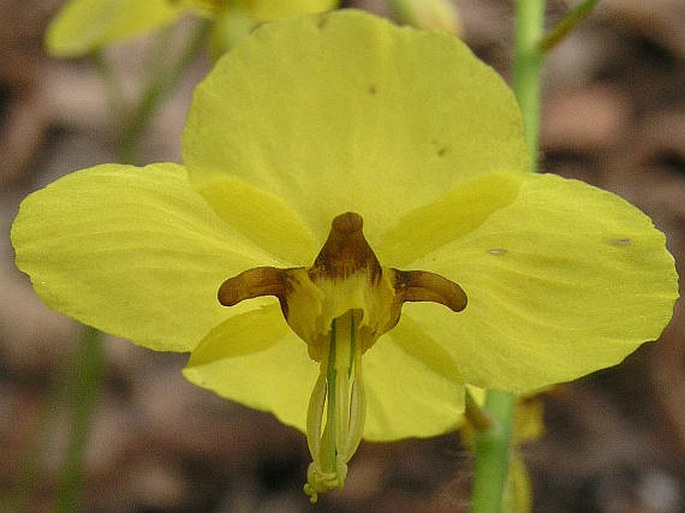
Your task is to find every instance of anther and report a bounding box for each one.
[217,266,287,306]
[393,269,468,312]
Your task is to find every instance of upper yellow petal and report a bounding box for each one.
[183,10,528,244]
[183,305,318,429]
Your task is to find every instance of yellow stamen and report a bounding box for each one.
[303,309,365,503]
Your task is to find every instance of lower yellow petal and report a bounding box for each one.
[183,305,319,430]
[362,316,465,441]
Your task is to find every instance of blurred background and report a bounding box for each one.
[1,0,684,511]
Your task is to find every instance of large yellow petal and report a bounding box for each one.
[183,10,528,244]
[401,173,678,391]
[11,163,276,352]
[183,305,318,430]
[46,0,183,57]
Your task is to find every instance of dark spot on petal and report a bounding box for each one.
[368,84,377,95]
[317,14,329,29]
[437,146,448,157]
[610,238,631,246]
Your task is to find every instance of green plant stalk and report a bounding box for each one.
[116,19,212,164]
[53,327,104,513]
[470,1,545,512]
[10,329,103,513]
[470,390,517,512]
[93,19,211,164]
[513,0,545,172]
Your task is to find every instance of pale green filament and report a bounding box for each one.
[304,309,366,503]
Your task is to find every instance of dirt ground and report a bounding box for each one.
[2,1,685,512]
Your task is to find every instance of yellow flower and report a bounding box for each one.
[45,0,338,57]
[389,0,462,36]
[13,10,678,501]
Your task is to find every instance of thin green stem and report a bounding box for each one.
[10,357,71,513]
[116,19,212,164]
[53,327,105,513]
[513,0,545,171]
[92,51,127,128]
[539,0,599,53]
[11,330,103,513]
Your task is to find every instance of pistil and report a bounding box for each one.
[304,309,366,503]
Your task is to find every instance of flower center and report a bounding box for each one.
[217,212,467,501]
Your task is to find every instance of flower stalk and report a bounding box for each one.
[471,390,517,513]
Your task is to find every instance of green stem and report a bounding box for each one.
[539,0,600,53]
[11,330,103,513]
[92,51,127,128]
[513,0,545,171]
[471,390,517,513]
[116,18,213,164]
[470,1,546,512]
[53,327,105,513]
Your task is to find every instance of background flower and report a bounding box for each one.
[45,0,338,56]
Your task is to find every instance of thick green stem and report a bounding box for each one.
[470,1,546,512]
[471,390,517,512]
